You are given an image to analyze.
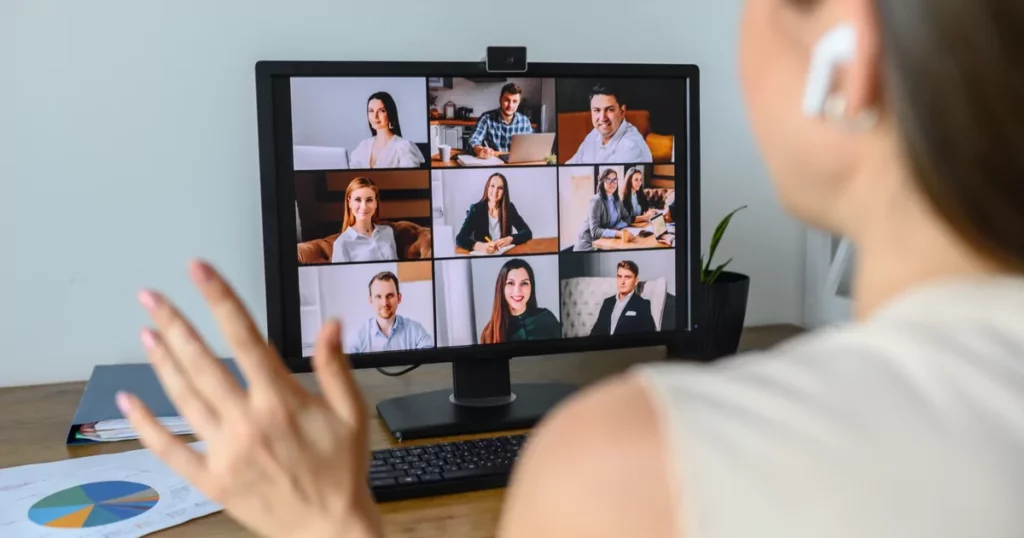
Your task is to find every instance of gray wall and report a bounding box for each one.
[2,0,805,386]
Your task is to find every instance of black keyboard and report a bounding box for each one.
[368,433,527,502]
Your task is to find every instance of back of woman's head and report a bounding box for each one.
[743,0,1024,271]
[872,0,1024,270]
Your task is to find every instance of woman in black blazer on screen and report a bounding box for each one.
[456,172,533,254]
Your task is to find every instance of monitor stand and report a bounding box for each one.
[375,356,577,441]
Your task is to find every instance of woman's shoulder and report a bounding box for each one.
[465,200,486,214]
[352,137,372,152]
[531,307,560,323]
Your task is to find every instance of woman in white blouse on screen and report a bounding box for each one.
[331,177,398,263]
[348,91,425,169]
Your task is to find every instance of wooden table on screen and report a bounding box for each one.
[431,149,548,168]
[0,325,803,537]
[454,237,559,256]
[592,221,674,250]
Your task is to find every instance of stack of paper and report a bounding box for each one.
[75,417,192,443]
[470,244,514,256]
[456,154,504,166]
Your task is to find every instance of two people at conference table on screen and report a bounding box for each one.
[469,82,653,165]
[575,167,673,251]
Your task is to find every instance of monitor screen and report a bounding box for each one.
[261,65,697,368]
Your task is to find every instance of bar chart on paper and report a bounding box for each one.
[27,481,159,528]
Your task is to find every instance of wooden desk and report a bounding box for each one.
[431,149,549,168]
[592,221,672,251]
[429,119,538,129]
[0,326,802,537]
[454,237,559,256]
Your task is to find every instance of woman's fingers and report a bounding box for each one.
[187,260,294,393]
[116,390,212,492]
[312,319,366,426]
[138,290,246,417]
[138,327,223,438]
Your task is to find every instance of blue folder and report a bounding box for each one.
[67,360,247,445]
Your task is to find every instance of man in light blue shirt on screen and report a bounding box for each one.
[566,84,652,165]
[350,271,434,353]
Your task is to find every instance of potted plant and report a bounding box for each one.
[692,205,750,360]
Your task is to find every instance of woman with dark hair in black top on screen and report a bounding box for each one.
[621,166,657,223]
[455,172,533,254]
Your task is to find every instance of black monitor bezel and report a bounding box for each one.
[255,60,702,372]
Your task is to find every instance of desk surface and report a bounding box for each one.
[592,221,672,251]
[0,325,802,537]
[431,149,550,168]
[454,237,559,256]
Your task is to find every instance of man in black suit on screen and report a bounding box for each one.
[589,260,657,336]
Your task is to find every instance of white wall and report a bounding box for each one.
[2,0,805,387]
[559,166,596,250]
[434,260,476,347]
[578,250,677,296]
[435,167,559,245]
[432,77,554,129]
[291,77,428,152]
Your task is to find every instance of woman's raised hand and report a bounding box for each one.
[117,260,383,538]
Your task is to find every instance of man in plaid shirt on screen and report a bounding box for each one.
[469,82,535,158]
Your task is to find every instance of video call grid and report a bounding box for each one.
[288,75,683,354]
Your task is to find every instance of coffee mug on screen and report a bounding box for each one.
[439,144,451,161]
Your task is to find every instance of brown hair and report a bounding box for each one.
[481,258,538,344]
[500,83,523,97]
[794,0,1024,270]
[622,166,644,203]
[367,271,400,296]
[480,173,512,238]
[340,177,381,234]
[617,260,639,278]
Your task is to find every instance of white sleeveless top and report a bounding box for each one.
[635,275,1024,537]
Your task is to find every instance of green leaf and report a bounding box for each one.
[699,252,705,281]
[705,205,747,270]
[706,259,732,285]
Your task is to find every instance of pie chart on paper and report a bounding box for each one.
[27,480,160,529]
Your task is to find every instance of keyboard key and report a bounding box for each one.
[369,470,408,480]
[370,478,396,487]
[442,466,511,480]
[397,476,419,485]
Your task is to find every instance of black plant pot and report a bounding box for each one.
[691,271,750,361]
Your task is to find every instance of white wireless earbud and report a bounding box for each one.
[802,23,857,117]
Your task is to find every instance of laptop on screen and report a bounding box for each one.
[499,132,556,163]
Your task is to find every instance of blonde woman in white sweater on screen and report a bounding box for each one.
[118,0,1024,536]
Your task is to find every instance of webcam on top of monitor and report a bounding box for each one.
[484,46,527,73]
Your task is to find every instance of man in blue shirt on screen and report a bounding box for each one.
[350,271,434,353]
[566,84,653,165]
[469,83,534,159]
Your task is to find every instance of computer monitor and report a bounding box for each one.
[255,60,701,440]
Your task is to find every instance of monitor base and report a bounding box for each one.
[375,356,576,441]
[376,382,577,441]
